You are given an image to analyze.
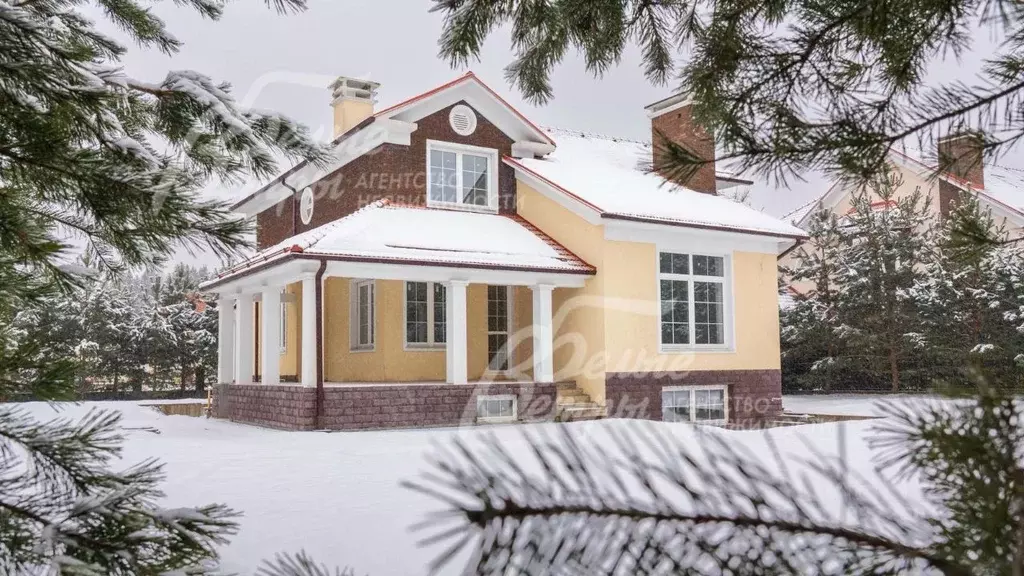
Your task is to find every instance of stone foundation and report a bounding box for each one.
[604,369,783,429]
[212,382,558,431]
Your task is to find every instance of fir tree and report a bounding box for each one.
[780,208,846,391]
[913,196,1024,385]
[832,174,934,392]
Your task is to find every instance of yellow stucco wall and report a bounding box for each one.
[516,181,783,403]
[515,182,608,402]
[603,242,781,372]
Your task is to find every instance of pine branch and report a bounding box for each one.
[405,424,963,575]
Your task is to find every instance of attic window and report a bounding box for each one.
[299,186,314,225]
[449,104,477,136]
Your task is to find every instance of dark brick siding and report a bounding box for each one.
[605,370,783,429]
[256,102,517,249]
[213,382,557,431]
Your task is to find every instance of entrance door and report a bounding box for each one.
[487,285,511,372]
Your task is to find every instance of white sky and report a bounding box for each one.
[79,0,1022,267]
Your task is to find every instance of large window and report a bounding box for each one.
[662,386,727,424]
[427,141,496,209]
[405,282,446,348]
[350,279,375,351]
[658,252,729,349]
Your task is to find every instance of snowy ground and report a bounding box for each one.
[17,396,921,575]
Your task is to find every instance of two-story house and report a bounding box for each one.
[202,72,806,431]
[780,135,1024,296]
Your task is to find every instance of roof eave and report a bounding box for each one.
[601,212,808,241]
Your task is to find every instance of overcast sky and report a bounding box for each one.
[81,0,1021,267]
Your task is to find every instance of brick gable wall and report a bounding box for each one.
[255,102,517,249]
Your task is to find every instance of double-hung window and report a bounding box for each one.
[405,282,446,348]
[658,252,730,350]
[427,141,497,210]
[662,386,727,424]
[350,279,375,351]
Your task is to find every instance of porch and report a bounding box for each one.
[212,261,580,388]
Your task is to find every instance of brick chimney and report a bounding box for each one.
[330,76,380,138]
[937,132,985,216]
[645,93,716,194]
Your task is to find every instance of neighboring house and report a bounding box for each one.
[201,72,806,431]
[781,136,1024,293]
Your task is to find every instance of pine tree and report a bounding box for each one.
[432,0,1024,181]
[0,0,325,571]
[407,376,1024,575]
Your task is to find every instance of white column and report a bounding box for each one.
[445,280,469,384]
[532,284,554,383]
[300,275,317,387]
[236,293,254,385]
[217,296,236,384]
[261,287,281,386]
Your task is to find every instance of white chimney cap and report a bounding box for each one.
[330,76,381,103]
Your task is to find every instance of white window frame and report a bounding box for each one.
[425,139,499,213]
[403,281,446,350]
[349,279,375,352]
[661,385,729,425]
[278,293,287,353]
[476,394,518,423]
[657,250,734,353]
[485,285,514,374]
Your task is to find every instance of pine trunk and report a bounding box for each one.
[889,348,900,393]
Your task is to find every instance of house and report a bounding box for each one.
[201,72,807,431]
[780,135,1024,292]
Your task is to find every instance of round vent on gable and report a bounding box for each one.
[299,186,314,225]
[448,104,477,136]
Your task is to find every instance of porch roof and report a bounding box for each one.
[205,200,595,288]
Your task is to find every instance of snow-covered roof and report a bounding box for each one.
[209,200,595,285]
[975,164,1024,215]
[508,128,807,239]
[788,149,1024,230]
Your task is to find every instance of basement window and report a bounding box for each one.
[477,394,517,423]
[662,386,727,424]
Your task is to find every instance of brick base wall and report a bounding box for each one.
[213,382,558,431]
[213,384,316,430]
[605,370,783,428]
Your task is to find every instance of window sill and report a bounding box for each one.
[476,416,518,425]
[349,346,375,354]
[425,200,497,214]
[659,345,735,354]
[404,343,446,352]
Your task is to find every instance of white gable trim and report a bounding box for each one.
[604,218,788,254]
[378,75,552,146]
[233,118,418,217]
[506,161,603,225]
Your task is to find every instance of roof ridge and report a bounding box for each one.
[541,125,651,147]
